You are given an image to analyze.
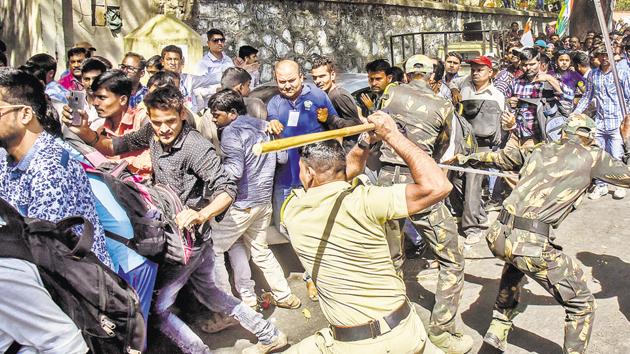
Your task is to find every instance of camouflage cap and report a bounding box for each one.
[563,113,597,138]
[404,54,434,74]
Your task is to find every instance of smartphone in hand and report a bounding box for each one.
[68,90,86,126]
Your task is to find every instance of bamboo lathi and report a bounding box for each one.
[252,124,376,155]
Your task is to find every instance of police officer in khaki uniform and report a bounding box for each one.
[378,55,472,353]
[449,114,630,354]
[282,111,448,354]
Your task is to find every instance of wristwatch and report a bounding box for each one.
[357,132,373,150]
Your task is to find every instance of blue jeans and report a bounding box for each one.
[595,128,624,187]
[152,243,278,353]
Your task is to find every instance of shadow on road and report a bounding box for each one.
[577,251,630,323]
[462,273,564,353]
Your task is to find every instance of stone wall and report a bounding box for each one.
[190,0,555,82]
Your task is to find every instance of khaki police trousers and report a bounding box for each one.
[485,220,596,354]
[284,306,444,354]
[378,169,465,337]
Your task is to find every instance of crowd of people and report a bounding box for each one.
[1,20,630,354]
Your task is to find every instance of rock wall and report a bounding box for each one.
[189,0,554,82]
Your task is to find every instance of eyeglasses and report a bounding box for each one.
[119,64,142,73]
[210,38,226,43]
[0,104,27,118]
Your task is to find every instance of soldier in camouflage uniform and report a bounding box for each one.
[378,54,472,353]
[450,113,630,354]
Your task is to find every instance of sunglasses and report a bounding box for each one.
[210,38,226,43]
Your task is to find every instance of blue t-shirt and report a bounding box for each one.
[267,83,338,187]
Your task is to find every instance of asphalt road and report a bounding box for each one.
[148,191,630,354]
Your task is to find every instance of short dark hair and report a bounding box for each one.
[207,89,247,115]
[221,67,251,89]
[573,51,590,67]
[311,56,335,72]
[511,21,519,27]
[446,52,463,63]
[161,45,183,59]
[0,67,60,136]
[81,58,107,74]
[146,55,163,70]
[206,28,225,40]
[19,54,57,82]
[91,70,132,98]
[92,56,113,69]
[388,66,405,83]
[147,71,180,89]
[433,57,445,81]
[238,45,258,59]
[365,59,391,74]
[518,47,540,62]
[143,85,184,113]
[539,55,551,65]
[67,47,89,60]
[298,140,346,175]
[123,52,147,71]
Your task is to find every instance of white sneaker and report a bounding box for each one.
[242,331,288,354]
[588,185,609,200]
[614,188,627,199]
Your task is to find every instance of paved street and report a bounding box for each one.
[148,192,630,354]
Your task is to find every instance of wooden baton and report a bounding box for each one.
[253,123,376,155]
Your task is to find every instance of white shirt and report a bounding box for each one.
[195,52,234,84]
[451,75,505,108]
[0,259,88,354]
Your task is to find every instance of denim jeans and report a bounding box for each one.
[595,128,624,187]
[152,243,278,353]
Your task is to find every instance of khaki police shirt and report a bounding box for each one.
[283,180,409,327]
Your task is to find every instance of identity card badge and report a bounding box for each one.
[287,110,300,127]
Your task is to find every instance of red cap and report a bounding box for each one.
[466,56,493,69]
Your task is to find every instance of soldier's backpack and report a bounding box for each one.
[0,198,145,354]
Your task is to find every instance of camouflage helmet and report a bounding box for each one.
[563,113,597,139]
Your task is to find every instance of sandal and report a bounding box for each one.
[200,313,239,334]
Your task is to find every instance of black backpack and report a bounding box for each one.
[62,128,194,265]
[0,198,145,354]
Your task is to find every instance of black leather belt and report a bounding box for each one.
[381,163,411,175]
[330,301,412,342]
[498,209,550,237]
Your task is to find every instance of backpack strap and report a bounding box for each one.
[104,230,138,252]
[26,217,95,259]
[5,341,22,354]
[310,184,358,285]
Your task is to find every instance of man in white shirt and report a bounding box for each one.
[195,28,235,105]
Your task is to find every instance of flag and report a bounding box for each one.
[556,0,574,37]
[521,18,534,47]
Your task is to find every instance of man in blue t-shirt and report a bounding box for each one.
[266,59,339,232]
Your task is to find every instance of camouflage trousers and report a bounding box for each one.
[378,168,465,336]
[485,220,596,354]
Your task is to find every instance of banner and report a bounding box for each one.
[556,0,574,37]
[521,18,534,47]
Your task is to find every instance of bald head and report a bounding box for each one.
[275,60,304,100]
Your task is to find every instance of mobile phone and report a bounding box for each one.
[68,90,86,126]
